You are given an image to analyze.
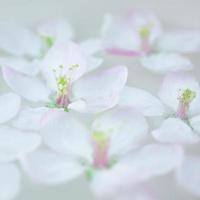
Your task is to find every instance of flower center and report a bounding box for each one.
[92,132,110,169]
[176,88,196,119]
[138,26,151,53]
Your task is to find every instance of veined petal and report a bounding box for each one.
[141,53,192,74]
[129,144,184,178]
[157,31,200,53]
[0,126,41,162]
[159,72,200,115]
[42,42,87,90]
[176,156,200,197]
[71,65,128,113]
[12,107,49,131]
[21,149,84,185]
[119,86,165,116]
[2,66,50,102]
[152,118,199,144]
[0,57,41,76]
[37,18,74,44]
[0,163,20,200]
[0,24,42,57]
[0,93,21,123]
[41,110,92,162]
[92,107,148,158]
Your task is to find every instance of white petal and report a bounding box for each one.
[72,65,128,113]
[159,72,200,115]
[92,107,148,158]
[41,110,92,162]
[176,156,200,197]
[0,126,41,162]
[21,149,83,185]
[0,93,21,123]
[37,18,74,44]
[0,24,42,57]
[157,31,200,53]
[0,57,41,76]
[12,107,49,131]
[129,144,184,178]
[141,53,192,74]
[0,163,20,200]
[2,66,50,102]
[152,118,200,144]
[119,86,165,116]
[190,115,200,135]
[42,42,87,90]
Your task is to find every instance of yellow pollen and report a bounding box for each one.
[179,89,196,105]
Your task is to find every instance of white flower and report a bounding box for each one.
[21,108,183,198]
[0,92,41,199]
[101,10,200,74]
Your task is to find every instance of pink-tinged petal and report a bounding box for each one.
[157,31,200,53]
[2,66,50,102]
[41,110,92,162]
[0,93,21,123]
[37,18,74,44]
[119,86,165,116]
[21,149,83,185]
[159,72,200,115]
[190,115,200,135]
[0,24,42,57]
[106,48,142,57]
[0,57,41,76]
[0,126,41,162]
[101,14,140,51]
[152,118,199,144]
[42,42,87,90]
[92,107,148,158]
[129,144,184,178]
[71,65,128,113]
[0,163,20,200]
[12,107,49,131]
[141,53,192,74]
[176,156,200,197]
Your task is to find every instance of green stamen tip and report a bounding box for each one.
[85,166,95,181]
[43,36,54,48]
[180,89,196,104]
[139,26,150,38]
[93,132,107,142]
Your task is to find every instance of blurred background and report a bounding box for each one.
[0,0,200,199]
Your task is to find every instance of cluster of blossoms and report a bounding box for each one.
[0,10,200,200]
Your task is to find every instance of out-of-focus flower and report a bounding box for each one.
[2,42,127,113]
[21,108,183,198]
[0,92,41,199]
[101,10,200,74]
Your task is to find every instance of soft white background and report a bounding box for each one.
[0,0,200,199]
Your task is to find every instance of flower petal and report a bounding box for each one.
[42,42,87,90]
[141,53,192,74]
[71,65,128,113]
[21,149,83,185]
[0,24,42,57]
[0,126,41,162]
[190,115,200,135]
[0,163,20,200]
[176,156,200,197]
[157,31,200,53]
[12,107,49,131]
[0,93,21,123]
[92,107,148,158]
[159,72,200,115]
[119,86,165,116]
[37,18,74,44]
[129,144,184,178]
[41,110,92,162]
[152,118,199,144]
[2,66,50,102]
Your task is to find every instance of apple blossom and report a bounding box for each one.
[21,108,183,199]
[101,10,200,73]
